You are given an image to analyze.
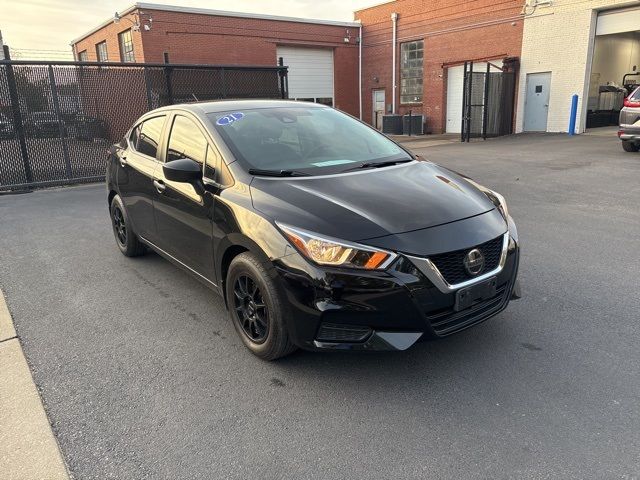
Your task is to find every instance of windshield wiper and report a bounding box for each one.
[248,168,310,177]
[342,158,413,172]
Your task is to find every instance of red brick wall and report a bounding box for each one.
[71,9,359,117]
[73,11,145,62]
[356,0,523,133]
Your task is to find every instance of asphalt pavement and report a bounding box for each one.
[1,131,639,479]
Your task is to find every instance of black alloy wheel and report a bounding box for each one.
[233,274,269,343]
[225,252,297,360]
[109,194,145,257]
[112,205,127,247]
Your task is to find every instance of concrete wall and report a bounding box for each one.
[515,0,638,133]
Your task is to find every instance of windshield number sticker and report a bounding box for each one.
[216,112,245,126]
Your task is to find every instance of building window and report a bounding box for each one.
[400,40,423,104]
[118,29,135,62]
[96,41,108,62]
[78,50,88,62]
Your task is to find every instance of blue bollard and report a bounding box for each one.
[568,94,578,136]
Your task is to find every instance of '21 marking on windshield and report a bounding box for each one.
[216,112,245,126]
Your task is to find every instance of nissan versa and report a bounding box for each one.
[107,100,521,360]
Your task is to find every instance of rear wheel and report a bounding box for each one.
[226,252,297,360]
[622,140,639,152]
[110,194,146,257]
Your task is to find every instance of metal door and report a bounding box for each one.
[524,72,551,132]
[372,89,385,129]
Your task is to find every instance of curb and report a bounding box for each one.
[0,289,71,480]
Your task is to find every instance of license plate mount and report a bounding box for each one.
[454,277,497,312]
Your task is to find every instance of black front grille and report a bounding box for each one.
[316,323,372,343]
[429,235,503,285]
[425,284,509,335]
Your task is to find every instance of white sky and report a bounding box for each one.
[0,0,379,57]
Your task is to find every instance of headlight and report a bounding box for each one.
[464,178,509,221]
[277,223,396,270]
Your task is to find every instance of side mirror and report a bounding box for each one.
[163,158,202,183]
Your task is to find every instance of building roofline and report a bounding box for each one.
[353,0,397,16]
[70,2,361,46]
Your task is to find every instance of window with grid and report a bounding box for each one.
[118,29,135,62]
[400,40,424,104]
[78,50,88,62]
[96,41,108,62]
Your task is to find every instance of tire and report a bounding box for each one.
[226,252,297,360]
[110,194,146,257]
[622,140,639,152]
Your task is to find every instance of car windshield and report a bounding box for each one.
[631,87,640,101]
[208,106,411,175]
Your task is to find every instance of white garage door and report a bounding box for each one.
[445,63,499,133]
[596,6,640,35]
[276,46,334,105]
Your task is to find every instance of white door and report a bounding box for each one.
[372,89,385,129]
[446,65,465,133]
[276,46,334,105]
[445,63,493,134]
[524,72,551,132]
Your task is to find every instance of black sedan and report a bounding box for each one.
[106,100,521,360]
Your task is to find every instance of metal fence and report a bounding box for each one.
[461,60,517,142]
[0,47,288,191]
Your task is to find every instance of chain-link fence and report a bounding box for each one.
[0,48,288,191]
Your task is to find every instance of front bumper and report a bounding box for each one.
[273,230,521,352]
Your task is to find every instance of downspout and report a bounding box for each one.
[359,23,363,120]
[391,12,398,114]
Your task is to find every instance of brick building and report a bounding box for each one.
[355,0,523,134]
[70,3,361,116]
[71,1,527,134]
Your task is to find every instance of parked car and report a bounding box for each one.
[66,113,108,140]
[106,100,521,360]
[619,86,640,152]
[0,113,14,139]
[24,111,65,138]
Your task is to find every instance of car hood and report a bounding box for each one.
[250,161,496,242]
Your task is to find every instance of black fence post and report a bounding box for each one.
[466,62,474,143]
[143,66,154,110]
[163,52,173,105]
[278,57,286,100]
[408,109,412,136]
[482,62,490,140]
[283,68,289,99]
[221,67,227,99]
[3,45,33,184]
[48,64,73,179]
[461,61,467,143]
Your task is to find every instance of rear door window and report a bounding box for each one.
[131,116,165,159]
[631,87,640,101]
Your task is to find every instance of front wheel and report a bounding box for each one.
[110,194,146,257]
[226,252,297,360]
[622,140,639,152]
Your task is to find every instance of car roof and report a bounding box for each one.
[151,99,324,115]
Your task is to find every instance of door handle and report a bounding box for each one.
[153,179,166,193]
